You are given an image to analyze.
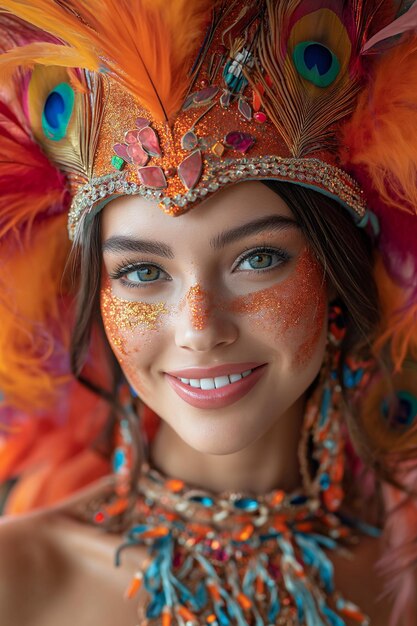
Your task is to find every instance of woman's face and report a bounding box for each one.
[100,182,328,455]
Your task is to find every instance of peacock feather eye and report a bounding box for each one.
[381,391,417,429]
[293,41,340,88]
[42,82,75,141]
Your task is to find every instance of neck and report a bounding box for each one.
[148,395,306,495]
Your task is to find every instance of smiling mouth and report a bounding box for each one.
[175,368,254,390]
[165,364,267,409]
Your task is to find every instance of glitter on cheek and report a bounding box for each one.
[227,248,327,367]
[100,283,169,357]
[183,283,212,331]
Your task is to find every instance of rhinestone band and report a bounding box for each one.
[68,156,366,240]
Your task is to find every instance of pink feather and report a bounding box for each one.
[362,2,417,52]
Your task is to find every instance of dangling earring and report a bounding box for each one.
[91,383,143,528]
[299,302,349,513]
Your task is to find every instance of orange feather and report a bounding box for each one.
[0,0,217,121]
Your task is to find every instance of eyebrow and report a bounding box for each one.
[102,215,298,257]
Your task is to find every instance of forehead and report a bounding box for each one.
[101,181,295,240]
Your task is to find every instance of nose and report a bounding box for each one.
[175,283,238,352]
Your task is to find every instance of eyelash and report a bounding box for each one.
[109,245,291,288]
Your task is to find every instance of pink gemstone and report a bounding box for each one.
[139,126,162,157]
[254,111,267,124]
[113,143,132,163]
[136,117,150,129]
[182,92,195,110]
[124,129,140,143]
[178,149,203,190]
[193,85,219,104]
[181,130,198,151]
[224,131,255,154]
[238,97,252,121]
[138,166,167,189]
[220,90,232,108]
[127,142,149,166]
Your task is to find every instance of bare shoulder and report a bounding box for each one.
[0,509,148,626]
[0,510,64,625]
[332,534,394,625]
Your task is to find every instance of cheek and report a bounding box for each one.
[228,248,327,367]
[100,283,169,361]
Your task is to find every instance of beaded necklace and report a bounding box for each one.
[87,460,375,626]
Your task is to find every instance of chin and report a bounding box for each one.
[172,408,269,456]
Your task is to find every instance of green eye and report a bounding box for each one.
[42,82,75,141]
[248,254,273,269]
[293,41,340,88]
[239,252,282,271]
[126,265,161,283]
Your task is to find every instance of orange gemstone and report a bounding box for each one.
[271,490,285,506]
[165,478,185,493]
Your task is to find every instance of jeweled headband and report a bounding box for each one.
[0,0,378,241]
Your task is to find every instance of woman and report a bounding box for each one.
[0,1,416,625]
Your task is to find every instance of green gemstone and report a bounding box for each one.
[111,155,125,170]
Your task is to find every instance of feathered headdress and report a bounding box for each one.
[0,1,417,621]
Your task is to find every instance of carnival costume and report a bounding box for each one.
[0,1,417,625]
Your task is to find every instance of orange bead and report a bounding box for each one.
[233,524,254,542]
[206,614,218,624]
[207,582,221,602]
[323,485,344,512]
[295,522,314,532]
[330,454,344,483]
[141,526,170,539]
[165,478,184,493]
[255,576,265,596]
[188,523,212,536]
[271,490,285,506]
[162,606,172,626]
[237,592,252,610]
[105,497,129,516]
[177,604,197,622]
[125,573,143,599]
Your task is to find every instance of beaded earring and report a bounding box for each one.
[299,301,368,515]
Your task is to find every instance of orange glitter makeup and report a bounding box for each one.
[228,248,326,367]
[185,284,212,330]
[101,283,168,355]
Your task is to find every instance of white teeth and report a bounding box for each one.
[214,375,230,389]
[177,369,253,388]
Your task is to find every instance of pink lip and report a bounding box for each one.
[165,364,267,409]
[166,362,263,379]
